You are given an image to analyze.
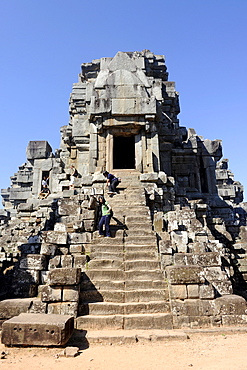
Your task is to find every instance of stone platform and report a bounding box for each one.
[1,313,74,346]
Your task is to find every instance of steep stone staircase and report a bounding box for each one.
[76,171,172,330]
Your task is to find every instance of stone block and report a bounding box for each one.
[43,231,68,245]
[173,315,212,329]
[170,285,187,299]
[48,302,78,317]
[48,255,61,269]
[171,299,201,316]
[19,254,47,271]
[26,141,52,159]
[158,171,167,184]
[63,286,80,302]
[41,271,49,284]
[0,298,33,319]
[195,252,221,267]
[1,313,74,346]
[47,268,81,286]
[70,244,84,254]
[171,230,188,253]
[54,223,67,232]
[73,255,87,269]
[58,199,81,217]
[199,299,215,316]
[159,239,172,254]
[166,265,204,285]
[40,243,57,256]
[199,284,215,299]
[140,173,158,182]
[214,295,247,315]
[174,253,194,265]
[84,219,95,231]
[161,254,173,268]
[187,284,199,299]
[61,255,73,268]
[213,280,233,295]
[222,314,247,326]
[204,267,228,282]
[153,212,163,233]
[81,209,95,219]
[68,232,92,244]
[29,298,47,314]
[14,269,40,285]
[41,286,62,302]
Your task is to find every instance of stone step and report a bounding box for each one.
[126,270,164,281]
[125,289,168,302]
[80,288,167,303]
[126,222,153,230]
[111,210,150,218]
[125,237,156,245]
[85,269,124,281]
[76,313,173,330]
[125,250,158,260]
[90,251,124,260]
[88,259,124,270]
[124,229,155,236]
[125,260,161,271]
[126,215,151,223]
[92,236,124,245]
[124,244,158,252]
[91,244,124,253]
[79,301,171,316]
[80,280,125,291]
[125,279,167,290]
[80,289,125,303]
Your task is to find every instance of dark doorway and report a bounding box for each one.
[113,136,135,169]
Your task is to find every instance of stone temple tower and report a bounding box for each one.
[1,51,247,334]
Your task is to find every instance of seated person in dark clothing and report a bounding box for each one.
[103,171,120,194]
[39,185,50,199]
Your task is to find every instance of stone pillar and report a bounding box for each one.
[106,131,113,172]
[89,123,98,173]
[135,132,143,172]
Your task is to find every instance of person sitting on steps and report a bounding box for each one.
[98,196,112,238]
[39,185,50,199]
[103,171,120,195]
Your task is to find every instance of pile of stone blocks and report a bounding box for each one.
[39,268,81,317]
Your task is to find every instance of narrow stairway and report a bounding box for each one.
[76,172,172,330]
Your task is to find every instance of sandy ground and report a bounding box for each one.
[1,332,247,370]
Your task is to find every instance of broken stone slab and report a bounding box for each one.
[1,313,74,346]
[47,268,81,286]
[0,298,33,319]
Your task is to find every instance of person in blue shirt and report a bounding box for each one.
[103,171,120,194]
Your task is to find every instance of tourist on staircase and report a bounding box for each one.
[103,171,120,195]
[98,196,112,238]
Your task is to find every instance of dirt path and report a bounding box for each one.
[1,332,247,370]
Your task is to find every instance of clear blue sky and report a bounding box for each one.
[1,0,247,202]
